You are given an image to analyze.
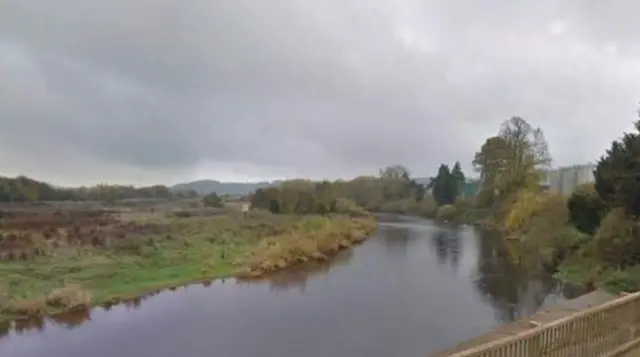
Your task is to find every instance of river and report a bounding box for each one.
[0,215,583,357]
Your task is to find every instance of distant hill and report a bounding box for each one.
[171,176,480,197]
[413,177,434,186]
[170,180,282,196]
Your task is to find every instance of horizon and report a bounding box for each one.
[0,162,601,188]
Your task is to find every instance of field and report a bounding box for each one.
[0,200,377,320]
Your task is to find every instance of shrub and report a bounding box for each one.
[436,204,457,222]
[46,284,92,309]
[505,191,568,233]
[203,192,223,208]
[504,190,540,232]
[415,197,437,218]
[567,183,606,235]
[452,197,474,222]
[334,198,367,216]
[594,209,640,268]
[599,267,640,293]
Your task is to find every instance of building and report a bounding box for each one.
[461,163,597,198]
[540,163,596,196]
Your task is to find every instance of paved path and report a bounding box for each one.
[431,290,617,356]
[621,346,640,357]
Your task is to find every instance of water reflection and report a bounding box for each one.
[473,230,583,323]
[0,216,587,357]
[50,309,91,329]
[268,249,354,293]
[430,224,463,272]
[0,321,9,339]
[380,224,410,255]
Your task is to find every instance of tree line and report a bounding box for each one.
[249,162,471,218]
[0,176,198,202]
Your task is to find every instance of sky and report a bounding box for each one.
[0,1,639,186]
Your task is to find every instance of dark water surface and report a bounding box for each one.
[0,215,583,357]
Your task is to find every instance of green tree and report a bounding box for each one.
[567,183,605,235]
[451,161,466,197]
[378,165,410,181]
[378,165,412,201]
[594,118,640,216]
[473,117,551,208]
[203,192,223,207]
[432,164,454,205]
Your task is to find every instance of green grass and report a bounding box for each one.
[0,212,376,320]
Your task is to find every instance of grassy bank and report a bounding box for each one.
[0,206,376,320]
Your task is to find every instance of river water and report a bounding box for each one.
[0,215,583,357]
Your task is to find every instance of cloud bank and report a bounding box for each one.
[0,0,639,185]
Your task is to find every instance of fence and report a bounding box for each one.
[446,292,640,357]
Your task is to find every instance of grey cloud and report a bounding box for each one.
[0,0,640,184]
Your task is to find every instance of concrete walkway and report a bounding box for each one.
[621,346,640,357]
[431,290,617,356]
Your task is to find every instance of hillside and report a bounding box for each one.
[170,180,281,196]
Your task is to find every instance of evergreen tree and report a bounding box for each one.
[433,164,454,205]
[451,161,466,198]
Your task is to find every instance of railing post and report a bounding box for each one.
[528,332,541,357]
[630,295,637,342]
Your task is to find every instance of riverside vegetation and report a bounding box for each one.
[430,113,640,294]
[0,196,376,321]
[339,112,640,295]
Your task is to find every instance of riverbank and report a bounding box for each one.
[0,205,377,321]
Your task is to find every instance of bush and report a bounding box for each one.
[415,197,437,218]
[436,204,457,222]
[334,198,367,216]
[594,209,640,268]
[567,183,605,235]
[599,267,640,293]
[505,191,568,233]
[203,192,223,208]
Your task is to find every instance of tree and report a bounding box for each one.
[432,164,454,205]
[203,192,223,207]
[378,165,412,201]
[451,161,465,196]
[378,165,410,181]
[473,117,551,208]
[567,183,606,235]
[594,119,640,216]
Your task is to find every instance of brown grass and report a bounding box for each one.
[236,217,377,278]
[6,284,92,317]
[0,202,378,320]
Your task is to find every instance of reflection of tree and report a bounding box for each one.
[0,320,10,340]
[433,230,449,265]
[124,296,143,309]
[449,227,462,272]
[268,249,354,293]
[381,225,410,256]
[473,230,557,323]
[14,316,45,333]
[51,308,91,329]
[429,226,464,271]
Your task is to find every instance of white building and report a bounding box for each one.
[540,163,596,196]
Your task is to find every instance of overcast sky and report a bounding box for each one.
[0,1,639,186]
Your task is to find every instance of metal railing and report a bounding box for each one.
[446,292,640,357]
